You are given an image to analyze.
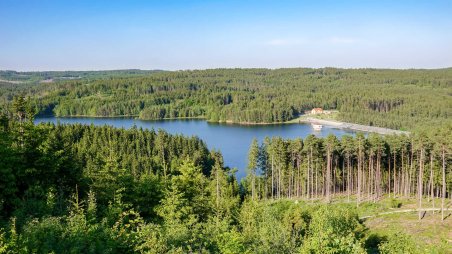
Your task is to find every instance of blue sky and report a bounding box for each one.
[1,0,451,70]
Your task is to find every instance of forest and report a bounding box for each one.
[0,96,451,253]
[0,69,451,253]
[1,68,451,130]
[0,70,160,83]
[243,130,451,212]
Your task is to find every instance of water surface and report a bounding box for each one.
[35,117,357,179]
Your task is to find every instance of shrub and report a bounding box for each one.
[300,206,366,254]
[378,232,418,254]
[364,233,387,252]
[389,198,402,208]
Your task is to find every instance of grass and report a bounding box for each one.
[310,111,341,120]
[285,114,309,124]
[256,195,452,252]
[364,212,451,253]
[285,111,341,124]
[354,196,452,253]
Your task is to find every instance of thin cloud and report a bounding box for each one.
[329,37,358,44]
[266,39,307,46]
[267,37,359,46]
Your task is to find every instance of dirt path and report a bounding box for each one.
[360,208,452,219]
[302,117,410,135]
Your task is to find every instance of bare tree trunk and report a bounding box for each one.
[357,149,362,206]
[388,154,391,198]
[278,164,281,199]
[418,149,424,220]
[429,154,435,213]
[297,158,301,198]
[288,167,291,199]
[271,155,274,199]
[258,177,261,200]
[351,160,354,197]
[307,150,311,199]
[376,152,381,200]
[442,149,446,221]
[315,163,318,200]
[369,157,373,201]
[393,152,397,197]
[326,149,331,202]
[311,158,314,201]
[342,159,345,194]
[402,149,407,197]
[409,149,414,197]
[347,156,351,202]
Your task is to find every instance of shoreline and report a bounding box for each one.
[300,117,409,135]
[39,115,409,135]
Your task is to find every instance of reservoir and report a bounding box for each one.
[35,117,357,179]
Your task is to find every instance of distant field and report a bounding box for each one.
[0,69,161,83]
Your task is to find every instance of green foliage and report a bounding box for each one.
[243,125,452,202]
[389,198,402,208]
[0,228,12,254]
[2,68,451,129]
[0,69,159,84]
[133,223,167,253]
[378,232,419,254]
[0,95,449,253]
[301,206,366,254]
[216,229,246,254]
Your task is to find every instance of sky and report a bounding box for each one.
[0,0,451,71]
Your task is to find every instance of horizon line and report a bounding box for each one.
[2,66,452,73]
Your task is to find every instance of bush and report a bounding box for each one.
[378,232,418,254]
[389,198,402,208]
[364,233,387,252]
[300,206,366,253]
[19,217,66,253]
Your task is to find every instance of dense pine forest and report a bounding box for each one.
[0,70,160,83]
[0,96,451,253]
[244,131,451,211]
[2,0,451,251]
[0,69,451,253]
[1,68,451,130]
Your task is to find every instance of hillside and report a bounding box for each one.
[1,68,450,131]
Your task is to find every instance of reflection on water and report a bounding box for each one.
[35,117,358,179]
